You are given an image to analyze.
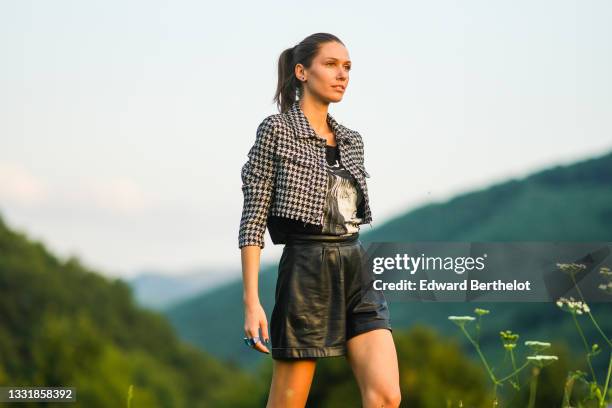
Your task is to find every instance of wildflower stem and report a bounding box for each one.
[570,272,612,347]
[588,312,612,348]
[497,360,531,383]
[562,371,577,408]
[571,311,598,383]
[601,352,612,408]
[476,314,482,344]
[459,325,499,385]
[510,348,520,386]
[527,366,540,408]
[127,384,133,408]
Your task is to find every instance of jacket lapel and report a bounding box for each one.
[284,100,354,145]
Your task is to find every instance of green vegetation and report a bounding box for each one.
[447,263,612,407]
[0,214,266,407]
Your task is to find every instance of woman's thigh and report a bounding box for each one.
[267,358,317,408]
[346,329,400,405]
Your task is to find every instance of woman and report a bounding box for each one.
[239,33,401,408]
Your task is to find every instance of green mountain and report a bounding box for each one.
[165,149,612,372]
[0,214,267,407]
[128,269,230,311]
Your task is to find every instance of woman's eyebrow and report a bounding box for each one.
[325,57,351,63]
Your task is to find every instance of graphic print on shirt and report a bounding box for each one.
[322,145,363,235]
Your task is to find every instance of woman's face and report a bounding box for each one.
[297,41,351,103]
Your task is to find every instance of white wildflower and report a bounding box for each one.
[525,341,551,349]
[449,316,476,322]
[527,355,558,361]
[556,263,587,275]
[448,316,476,327]
[555,296,590,315]
[527,355,559,367]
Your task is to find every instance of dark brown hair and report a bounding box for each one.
[273,33,345,113]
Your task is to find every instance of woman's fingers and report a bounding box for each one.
[244,304,271,354]
[255,337,270,354]
[245,325,270,354]
[254,321,270,354]
[260,318,269,344]
[258,318,270,354]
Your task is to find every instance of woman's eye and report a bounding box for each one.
[325,62,350,70]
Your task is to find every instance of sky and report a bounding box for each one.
[0,0,610,280]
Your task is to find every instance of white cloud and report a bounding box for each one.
[86,177,150,215]
[0,162,49,207]
[0,162,149,215]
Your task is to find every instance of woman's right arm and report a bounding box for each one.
[238,116,277,354]
[241,246,270,354]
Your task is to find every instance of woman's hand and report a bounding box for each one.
[244,301,270,354]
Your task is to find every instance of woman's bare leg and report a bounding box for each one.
[266,358,317,408]
[346,329,401,408]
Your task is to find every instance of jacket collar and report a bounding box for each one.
[284,100,353,145]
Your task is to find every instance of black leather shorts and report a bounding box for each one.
[270,233,392,360]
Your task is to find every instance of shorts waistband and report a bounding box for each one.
[285,233,359,245]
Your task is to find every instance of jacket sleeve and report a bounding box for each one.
[238,116,278,249]
[354,131,366,165]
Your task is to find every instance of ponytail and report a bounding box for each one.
[272,33,344,113]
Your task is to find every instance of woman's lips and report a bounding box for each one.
[332,85,345,91]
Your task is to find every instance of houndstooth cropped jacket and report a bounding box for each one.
[238,100,373,249]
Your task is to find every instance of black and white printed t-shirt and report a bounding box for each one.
[267,143,364,243]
